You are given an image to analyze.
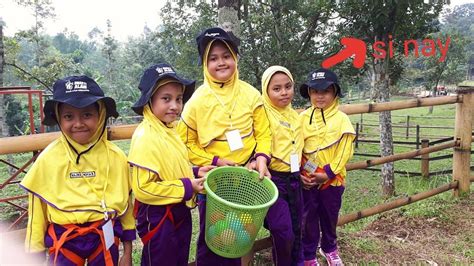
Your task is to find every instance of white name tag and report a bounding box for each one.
[225,129,244,151]
[102,219,115,250]
[290,154,299,173]
[303,159,318,174]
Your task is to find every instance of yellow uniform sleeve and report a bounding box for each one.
[119,197,135,231]
[131,165,191,205]
[177,120,216,166]
[25,193,48,253]
[328,134,355,176]
[253,105,272,157]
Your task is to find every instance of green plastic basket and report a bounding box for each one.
[203,166,278,258]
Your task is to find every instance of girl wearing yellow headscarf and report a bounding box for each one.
[299,68,355,266]
[128,63,214,266]
[261,66,304,266]
[20,76,135,266]
[177,27,272,265]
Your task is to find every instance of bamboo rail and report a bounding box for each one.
[346,140,458,171]
[0,95,462,155]
[340,95,460,115]
[0,124,139,155]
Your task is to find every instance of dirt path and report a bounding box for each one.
[339,194,474,264]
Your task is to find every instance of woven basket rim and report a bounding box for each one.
[203,166,278,210]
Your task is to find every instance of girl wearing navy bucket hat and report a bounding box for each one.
[128,63,215,266]
[177,27,272,265]
[299,68,356,266]
[20,75,136,266]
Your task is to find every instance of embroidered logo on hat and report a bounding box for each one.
[156,66,175,75]
[205,32,220,37]
[313,72,326,80]
[65,81,89,93]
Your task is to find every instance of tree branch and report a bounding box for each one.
[5,62,52,92]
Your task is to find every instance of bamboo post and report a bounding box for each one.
[416,125,420,149]
[360,113,363,132]
[355,122,359,149]
[406,115,410,139]
[452,81,474,197]
[421,139,430,178]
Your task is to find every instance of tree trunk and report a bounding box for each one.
[373,59,395,197]
[0,22,9,138]
[218,0,241,38]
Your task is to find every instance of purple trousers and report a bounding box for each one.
[196,194,241,266]
[45,221,123,266]
[136,202,192,266]
[264,170,304,266]
[302,185,344,260]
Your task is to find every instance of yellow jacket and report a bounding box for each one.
[20,103,135,252]
[300,99,356,185]
[177,40,271,166]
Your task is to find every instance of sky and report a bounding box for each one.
[0,0,472,42]
[0,0,166,42]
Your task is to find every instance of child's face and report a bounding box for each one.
[58,103,99,145]
[267,72,294,109]
[206,41,236,82]
[150,82,183,124]
[309,86,336,109]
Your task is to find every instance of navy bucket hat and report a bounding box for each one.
[196,27,239,65]
[42,75,118,126]
[299,68,344,99]
[132,63,195,115]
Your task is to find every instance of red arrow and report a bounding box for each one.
[322,37,367,69]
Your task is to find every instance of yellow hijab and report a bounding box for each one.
[302,98,356,154]
[181,40,263,147]
[20,102,130,218]
[261,66,303,168]
[128,105,195,207]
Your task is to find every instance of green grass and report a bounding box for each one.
[1,96,472,263]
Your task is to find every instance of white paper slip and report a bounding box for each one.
[102,219,115,250]
[303,159,318,174]
[290,154,300,173]
[226,129,244,151]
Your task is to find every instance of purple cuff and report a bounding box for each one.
[254,153,271,166]
[212,156,219,166]
[121,229,137,241]
[193,166,200,178]
[323,164,337,179]
[181,178,194,201]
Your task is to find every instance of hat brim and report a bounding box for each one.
[42,96,118,126]
[299,82,343,99]
[132,74,195,115]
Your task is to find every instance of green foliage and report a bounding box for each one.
[4,95,28,135]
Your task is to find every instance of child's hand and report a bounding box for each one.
[245,160,256,171]
[191,177,206,193]
[310,172,329,184]
[119,241,132,266]
[198,165,216,178]
[300,173,316,189]
[217,158,237,166]
[255,156,271,180]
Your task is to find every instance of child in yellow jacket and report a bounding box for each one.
[261,66,304,265]
[177,27,272,265]
[128,63,214,266]
[20,76,135,266]
[299,68,355,266]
